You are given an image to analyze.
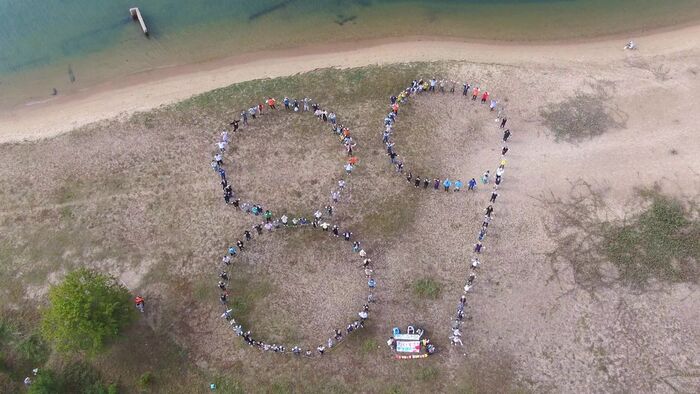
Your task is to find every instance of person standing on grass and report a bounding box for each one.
[230,119,239,132]
[248,106,257,119]
[329,112,336,124]
[443,178,451,192]
[454,179,462,191]
[241,110,248,126]
[303,97,310,112]
[257,102,264,115]
[383,130,391,143]
[267,97,276,109]
[283,97,290,110]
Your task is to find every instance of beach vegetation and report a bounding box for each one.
[41,268,135,354]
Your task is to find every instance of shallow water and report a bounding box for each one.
[1,0,699,108]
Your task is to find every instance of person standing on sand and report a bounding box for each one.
[490,99,497,111]
[415,176,421,188]
[454,179,462,191]
[502,145,509,156]
[503,129,511,142]
[500,117,508,128]
[481,170,490,185]
[490,190,499,203]
[443,178,451,192]
[472,87,480,101]
[423,178,429,189]
[485,205,494,217]
[468,178,477,191]
[433,178,440,190]
[463,83,470,96]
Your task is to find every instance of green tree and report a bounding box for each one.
[41,268,135,354]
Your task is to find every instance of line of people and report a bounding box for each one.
[381,78,513,347]
[209,96,376,357]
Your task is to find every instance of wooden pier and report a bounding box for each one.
[129,7,148,36]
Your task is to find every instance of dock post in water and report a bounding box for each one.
[129,7,149,36]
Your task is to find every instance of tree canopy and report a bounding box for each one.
[41,268,135,354]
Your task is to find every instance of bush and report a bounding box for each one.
[29,370,61,394]
[41,268,135,354]
[17,334,49,365]
[27,361,114,394]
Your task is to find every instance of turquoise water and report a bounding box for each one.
[1,0,699,107]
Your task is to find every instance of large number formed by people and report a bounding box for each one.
[382,78,511,348]
[209,79,513,357]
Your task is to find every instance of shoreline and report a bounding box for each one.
[2,23,700,144]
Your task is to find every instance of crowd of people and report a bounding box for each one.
[380,78,512,347]
[209,97,376,357]
[207,77,514,356]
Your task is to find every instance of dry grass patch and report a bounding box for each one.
[540,81,627,143]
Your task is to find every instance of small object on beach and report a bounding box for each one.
[129,7,149,36]
[52,88,58,96]
[624,40,637,50]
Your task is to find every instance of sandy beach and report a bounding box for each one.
[2,24,700,144]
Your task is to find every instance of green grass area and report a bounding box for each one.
[603,191,699,286]
[412,278,442,299]
[543,183,699,288]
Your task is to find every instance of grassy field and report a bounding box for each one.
[0,62,527,393]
